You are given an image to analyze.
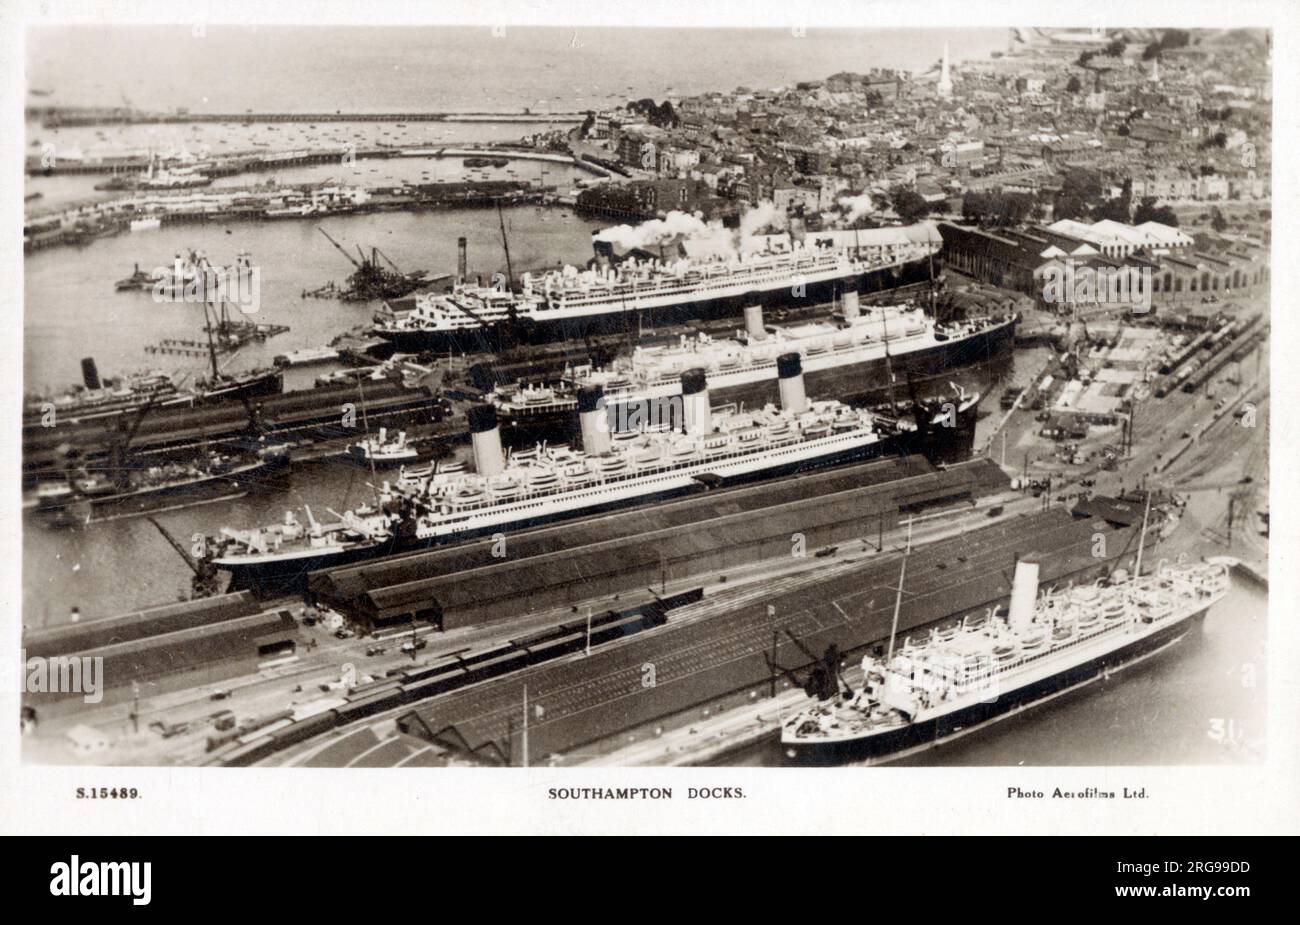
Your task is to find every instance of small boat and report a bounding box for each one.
[348,428,419,465]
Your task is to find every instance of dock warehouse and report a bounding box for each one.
[309,456,1008,631]
[395,505,1148,764]
[22,593,298,706]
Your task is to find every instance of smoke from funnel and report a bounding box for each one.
[593,203,788,262]
[838,193,875,223]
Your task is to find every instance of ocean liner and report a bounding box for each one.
[780,516,1231,763]
[491,293,1014,426]
[372,225,939,351]
[205,360,901,588]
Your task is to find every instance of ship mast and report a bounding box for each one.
[356,375,380,506]
[200,281,221,384]
[881,306,897,410]
[1133,491,1152,583]
[885,556,907,664]
[496,199,515,291]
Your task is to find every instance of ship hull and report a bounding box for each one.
[782,607,1208,765]
[35,456,289,523]
[218,433,900,593]
[499,317,1014,446]
[199,370,284,403]
[375,257,934,353]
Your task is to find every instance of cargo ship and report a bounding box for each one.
[780,525,1231,764]
[491,294,1014,426]
[31,444,290,523]
[205,359,903,589]
[371,224,939,351]
[23,357,283,429]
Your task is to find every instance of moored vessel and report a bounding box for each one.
[204,360,905,589]
[781,520,1232,764]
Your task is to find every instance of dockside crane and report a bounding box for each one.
[318,226,363,270]
[145,516,222,598]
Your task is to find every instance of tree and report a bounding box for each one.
[1133,196,1179,227]
[1066,75,1082,94]
[1054,168,1103,220]
[891,188,931,223]
[1095,197,1131,223]
[1211,207,1227,232]
[962,191,1032,226]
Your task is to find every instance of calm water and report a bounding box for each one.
[27,25,1009,114]
[22,204,598,625]
[720,581,1268,766]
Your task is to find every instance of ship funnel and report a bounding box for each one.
[1008,558,1040,632]
[777,353,808,414]
[593,239,615,272]
[457,237,468,283]
[578,386,611,455]
[80,357,101,391]
[743,304,766,341]
[468,404,506,478]
[842,289,861,321]
[681,368,711,436]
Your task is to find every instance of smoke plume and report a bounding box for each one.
[594,203,788,261]
[838,193,875,223]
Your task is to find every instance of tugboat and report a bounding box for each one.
[114,263,156,291]
[347,427,419,466]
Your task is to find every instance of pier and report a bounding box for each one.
[31,107,587,128]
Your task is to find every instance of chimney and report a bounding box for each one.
[743,304,766,341]
[457,237,468,283]
[81,357,101,391]
[467,404,505,478]
[1007,558,1040,632]
[578,386,611,455]
[777,353,808,414]
[842,289,861,321]
[680,368,711,435]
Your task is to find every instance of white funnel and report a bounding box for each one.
[1008,559,1040,632]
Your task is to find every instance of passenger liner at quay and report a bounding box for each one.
[491,293,1015,427]
[780,532,1232,764]
[205,360,900,589]
[371,224,940,352]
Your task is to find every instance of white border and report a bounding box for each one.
[1,0,1297,836]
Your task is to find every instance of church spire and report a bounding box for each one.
[937,42,953,98]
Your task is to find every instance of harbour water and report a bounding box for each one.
[23,202,594,391]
